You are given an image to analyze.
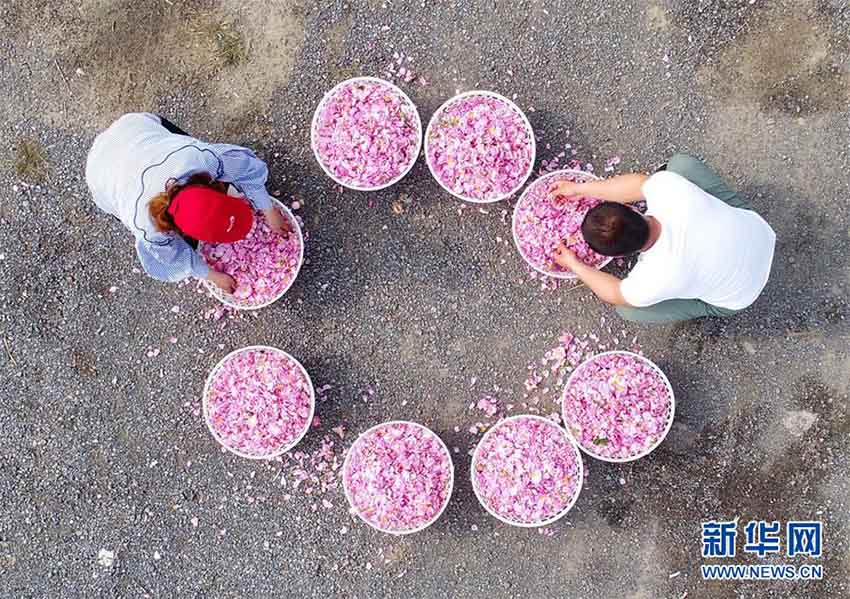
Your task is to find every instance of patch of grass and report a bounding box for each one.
[14,138,48,183]
[211,22,246,66]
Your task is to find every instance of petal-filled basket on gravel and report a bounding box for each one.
[425,91,536,203]
[199,197,304,310]
[343,420,454,535]
[562,351,675,462]
[512,169,612,279]
[203,346,315,459]
[471,415,583,527]
[311,76,422,190]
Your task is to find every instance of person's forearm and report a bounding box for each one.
[576,173,649,204]
[569,259,628,306]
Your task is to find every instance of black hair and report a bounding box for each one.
[581,202,650,256]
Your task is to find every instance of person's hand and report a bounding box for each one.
[208,270,236,294]
[552,242,578,269]
[264,208,291,236]
[549,180,584,205]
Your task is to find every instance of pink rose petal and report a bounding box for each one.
[204,348,313,458]
[472,415,582,525]
[313,78,420,189]
[514,171,610,276]
[200,208,302,308]
[562,352,673,460]
[426,94,534,202]
[343,422,453,533]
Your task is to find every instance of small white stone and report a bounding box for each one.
[782,410,818,436]
[97,549,114,567]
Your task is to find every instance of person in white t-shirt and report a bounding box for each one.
[549,154,776,323]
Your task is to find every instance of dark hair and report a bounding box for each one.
[581,202,650,256]
[148,172,227,233]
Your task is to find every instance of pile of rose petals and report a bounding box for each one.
[204,348,314,458]
[562,352,673,461]
[426,94,534,202]
[472,415,582,525]
[312,78,421,189]
[200,208,302,308]
[343,421,453,534]
[514,171,610,277]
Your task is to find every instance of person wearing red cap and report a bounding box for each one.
[86,113,290,292]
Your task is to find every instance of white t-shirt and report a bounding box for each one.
[619,171,776,310]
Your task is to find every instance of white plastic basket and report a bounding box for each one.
[561,350,676,463]
[310,76,423,191]
[202,345,315,460]
[470,414,584,527]
[199,196,304,310]
[425,90,536,204]
[342,420,455,535]
[511,169,613,280]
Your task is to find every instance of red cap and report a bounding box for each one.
[168,186,254,243]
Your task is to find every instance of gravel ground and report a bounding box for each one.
[1,1,849,598]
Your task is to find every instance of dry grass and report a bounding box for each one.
[14,138,48,183]
[211,22,247,66]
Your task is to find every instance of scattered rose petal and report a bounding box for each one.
[476,396,499,417]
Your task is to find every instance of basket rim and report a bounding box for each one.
[342,420,455,535]
[202,345,316,460]
[424,90,537,204]
[560,350,676,463]
[199,197,304,311]
[310,76,423,192]
[511,168,614,280]
[469,414,584,528]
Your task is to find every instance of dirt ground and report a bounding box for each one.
[1,0,849,598]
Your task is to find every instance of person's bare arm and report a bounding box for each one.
[552,244,629,306]
[262,207,292,236]
[207,270,236,293]
[550,173,650,205]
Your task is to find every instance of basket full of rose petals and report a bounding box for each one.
[203,345,315,460]
[471,415,584,527]
[199,197,304,310]
[512,169,612,279]
[425,91,536,203]
[311,76,422,191]
[562,351,675,462]
[343,420,454,535]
